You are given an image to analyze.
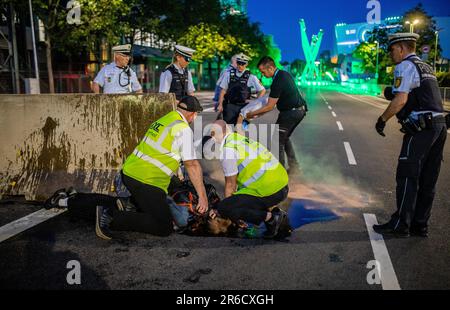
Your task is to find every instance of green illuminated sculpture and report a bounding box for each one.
[299,19,324,82]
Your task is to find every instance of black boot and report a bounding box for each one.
[373,222,410,238]
[410,225,428,238]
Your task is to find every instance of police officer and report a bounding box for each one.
[217,53,266,125]
[159,45,196,102]
[374,33,447,238]
[213,54,238,112]
[207,120,289,239]
[95,96,208,240]
[92,44,143,94]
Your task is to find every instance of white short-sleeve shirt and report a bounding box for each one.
[93,62,142,94]
[392,54,420,94]
[172,111,197,162]
[219,69,265,94]
[219,133,239,177]
[159,64,196,95]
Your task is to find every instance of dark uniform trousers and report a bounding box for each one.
[276,107,306,169]
[216,186,289,225]
[110,173,173,237]
[223,103,245,125]
[392,119,447,230]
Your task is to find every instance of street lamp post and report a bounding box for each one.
[434,29,442,73]
[405,19,420,33]
[374,41,380,82]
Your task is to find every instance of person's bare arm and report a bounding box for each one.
[183,160,208,214]
[218,88,226,113]
[380,92,408,122]
[92,82,101,94]
[247,97,279,119]
[224,175,238,198]
[135,89,143,94]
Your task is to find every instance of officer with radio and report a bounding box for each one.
[92,44,143,94]
[374,33,447,238]
[217,53,266,125]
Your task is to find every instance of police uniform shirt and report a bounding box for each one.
[94,62,142,94]
[392,53,420,94]
[171,110,198,161]
[393,53,443,119]
[218,69,265,94]
[159,63,196,94]
[216,65,235,87]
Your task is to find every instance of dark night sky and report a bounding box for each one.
[247,0,450,62]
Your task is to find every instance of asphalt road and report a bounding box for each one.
[1,89,449,290]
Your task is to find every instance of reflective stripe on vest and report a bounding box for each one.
[227,140,278,187]
[242,157,280,187]
[132,149,173,177]
[223,133,288,197]
[123,111,189,192]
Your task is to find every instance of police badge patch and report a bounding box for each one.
[394,77,402,88]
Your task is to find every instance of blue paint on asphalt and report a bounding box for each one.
[288,199,340,229]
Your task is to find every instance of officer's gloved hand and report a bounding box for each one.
[384,87,395,101]
[375,117,386,137]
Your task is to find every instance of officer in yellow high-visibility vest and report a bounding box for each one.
[95,96,208,240]
[206,120,289,239]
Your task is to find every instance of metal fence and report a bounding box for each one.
[440,87,450,103]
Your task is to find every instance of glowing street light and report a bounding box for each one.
[374,41,380,81]
[405,19,420,33]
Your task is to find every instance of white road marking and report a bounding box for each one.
[0,208,67,243]
[343,142,357,165]
[332,111,337,118]
[339,92,385,110]
[328,106,332,110]
[364,214,401,290]
[203,107,216,112]
[337,121,344,131]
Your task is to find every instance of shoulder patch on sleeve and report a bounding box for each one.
[394,77,403,88]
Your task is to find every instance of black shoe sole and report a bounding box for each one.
[373,228,410,238]
[410,232,428,238]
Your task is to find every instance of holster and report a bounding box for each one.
[399,117,421,136]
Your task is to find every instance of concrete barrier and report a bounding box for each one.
[0,94,176,200]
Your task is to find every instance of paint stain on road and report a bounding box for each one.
[288,199,340,229]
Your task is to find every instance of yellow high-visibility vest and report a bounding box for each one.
[223,133,288,197]
[122,111,189,193]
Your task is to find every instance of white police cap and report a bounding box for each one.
[388,33,420,48]
[235,53,251,64]
[112,44,132,54]
[175,45,196,59]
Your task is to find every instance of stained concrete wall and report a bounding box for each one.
[0,94,176,200]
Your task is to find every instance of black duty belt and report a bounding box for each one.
[280,105,305,113]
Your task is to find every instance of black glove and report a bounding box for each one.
[375,117,386,137]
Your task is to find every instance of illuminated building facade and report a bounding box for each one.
[334,17,403,56]
[220,0,248,15]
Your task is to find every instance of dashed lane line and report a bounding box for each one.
[337,121,344,131]
[343,142,357,165]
